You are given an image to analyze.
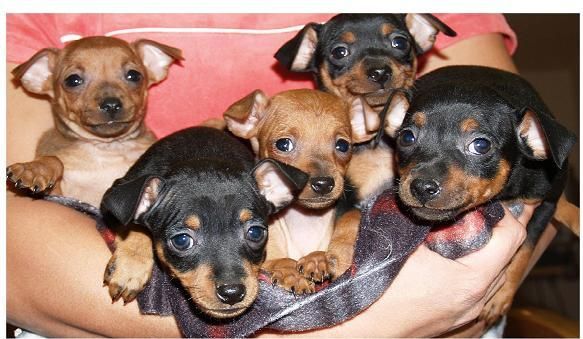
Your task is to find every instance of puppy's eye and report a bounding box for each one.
[64,74,84,87]
[335,139,350,153]
[170,233,194,251]
[275,138,295,152]
[391,36,410,51]
[468,138,492,155]
[331,46,350,59]
[398,129,416,147]
[245,225,267,250]
[125,69,142,83]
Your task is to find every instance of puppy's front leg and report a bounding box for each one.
[104,225,154,304]
[297,209,361,281]
[7,155,64,194]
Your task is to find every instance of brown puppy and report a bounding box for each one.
[7,36,183,206]
[224,89,376,293]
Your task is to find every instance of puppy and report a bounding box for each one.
[7,36,182,206]
[224,89,376,294]
[101,126,308,318]
[275,14,456,202]
[389,65,577,326]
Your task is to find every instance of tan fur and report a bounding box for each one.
[185,215,201,230]
[8,36,182,206]
[341,31,356,43]
[554,194,580,236]
[224,89,363,291]
[461,118,479,133]
[400,160,511,212]
[380,23,393,36]
[9,37,182,306]
[158,250,261,318]
[346,143,395,201]
[103,226,154,303]
[412,112,426,128]
[480,243,534,327]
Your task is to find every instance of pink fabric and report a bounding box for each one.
[7,14,517,138]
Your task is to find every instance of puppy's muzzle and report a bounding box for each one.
[310,176,335,195]
[410,178,441,204]
[216,283,246,305]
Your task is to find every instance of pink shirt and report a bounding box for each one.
[7,14,517,138]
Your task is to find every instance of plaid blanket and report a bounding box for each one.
[45,190,504,337]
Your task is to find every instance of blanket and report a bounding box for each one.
[44,190,504,337]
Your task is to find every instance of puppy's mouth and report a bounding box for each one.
[407,206,464,223]
[297,197,337,209]
[83,120,135,137]
[199,305,247,319]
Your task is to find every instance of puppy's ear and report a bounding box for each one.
[275,23,322,72]
[349,97,380,143]
[12,48,59,97]
[405,14,456,53]
[383,92,410,137]
[101,176,164,226]
[223,89,269,140]
[517,108,577,168]
[252,159,309,213]
[131,39,183,86]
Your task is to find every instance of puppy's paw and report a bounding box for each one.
[479,286,515,328]
[265,258,315,295]
[297,251,330,282]
[104,249,154,304]
[325,251,353,280]
[6,161,59,194]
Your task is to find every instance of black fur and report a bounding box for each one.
[275,13,455,90]
[101,126,308,301]
[395,65,576,245]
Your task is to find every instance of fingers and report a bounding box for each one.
[457,204,526,275]
[483,268,507,303]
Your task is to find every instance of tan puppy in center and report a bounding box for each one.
[224,89,377,293]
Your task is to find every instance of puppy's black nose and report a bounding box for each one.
[310,176,335,195]
[367,67,391,84]
[99,97,123,116]
[216,284,246,305]
[411,178,441,204]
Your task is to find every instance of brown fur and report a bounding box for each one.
[185,215,201,230]
[460,118,479,133]
[224,89,369,293]
[7,36,182,206]
[481,243,534,326]
[341,31,356,44]
[10,36,182,306]
[412,112,426,127]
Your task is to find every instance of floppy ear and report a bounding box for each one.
[223,89,269,141]
[383,92,411,138]
[12,48,59,97]
[405,14,457,53]
[131,39,183,86]
[275,23,322,72]
[350,97,380,143]
[517,108,577,168]
[101,176,164,226]
[252,159,309,213]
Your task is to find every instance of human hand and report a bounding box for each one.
[383,202,534,337]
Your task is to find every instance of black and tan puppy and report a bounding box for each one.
[389,65,577,326]
[275,13,456,202]
[101,126,308,318]
[7,36,182,206]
